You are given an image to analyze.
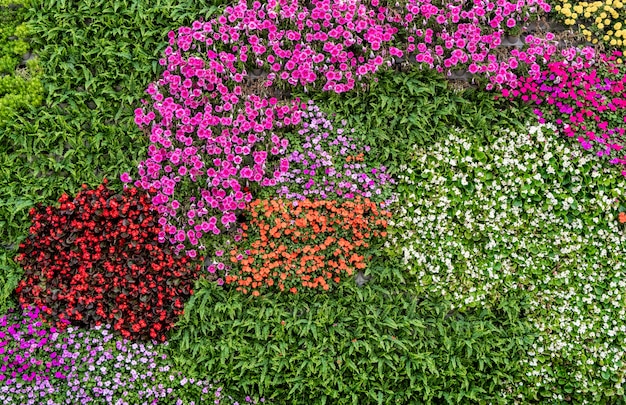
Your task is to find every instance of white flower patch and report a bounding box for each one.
[388,122,626,402]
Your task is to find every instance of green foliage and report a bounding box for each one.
[0,252,20,315]
[305,68,534,174]
[0,0,41,311]
[0,1,43,126]
[0,0,227,310]
[168,268,535,404]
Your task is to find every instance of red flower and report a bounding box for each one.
[15,184,201,342]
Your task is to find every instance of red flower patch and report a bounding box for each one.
[15,180,200,342]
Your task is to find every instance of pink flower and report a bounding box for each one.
[240,167,253,178]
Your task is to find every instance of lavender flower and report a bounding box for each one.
[1,307,264,404]
[277,101,396,207]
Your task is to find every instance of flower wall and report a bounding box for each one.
[2,0,626,402]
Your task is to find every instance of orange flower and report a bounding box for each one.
[620,212,626,224]
[228,197,391,295]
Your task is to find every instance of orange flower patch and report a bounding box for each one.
[227,197,391,295]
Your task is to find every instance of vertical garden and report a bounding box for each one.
[1,0,626,403]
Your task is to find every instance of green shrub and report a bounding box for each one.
[0,0,42,312]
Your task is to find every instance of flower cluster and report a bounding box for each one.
[125,0,419,257]
[276,101,395,205]
[15,181,200,341]
[398,0,557,89]
[0,306,61,387]
[501,48,626,174]
[128,89,298,257]
[388,123,626,400]
[554,0,626,57]
[0,306,262,404]
[226,197,390,295]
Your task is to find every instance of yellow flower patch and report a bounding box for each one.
[555,0,626,59]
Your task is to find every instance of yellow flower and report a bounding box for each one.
[574,5,584,12]
[605,18,612,25]
[611,38,617,44]
[598,22,605,28]
[615,22,623,29]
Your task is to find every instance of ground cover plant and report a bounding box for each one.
[275,101,397,203]
[168,276,535,404]
[499,44,626,176]
[306,69,535,172]
[0,0,43,313]
[2,0,626,403]
[227,197,391,295]
[551,0,626,54]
